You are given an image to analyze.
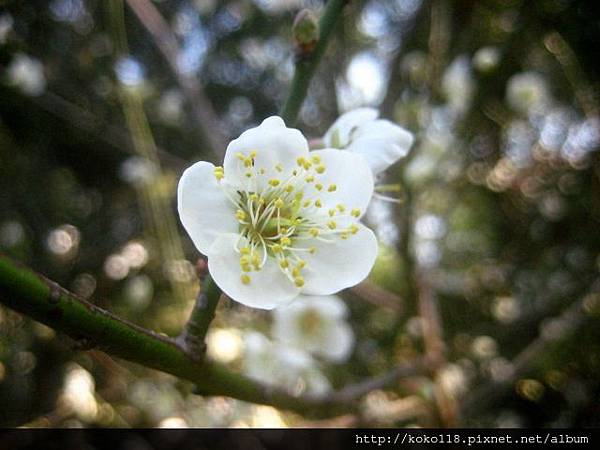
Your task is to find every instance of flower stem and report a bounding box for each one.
[280,0,349,125]
[177,272,222,361]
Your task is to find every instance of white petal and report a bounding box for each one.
[177,161,238,254]
[223,116,309,189]
[347,120,414,175]
[273,295,353,362]
[306,148,374,215]
[320,322,354,362]
[207,233,300,309]
[301,223,378,295]
[323,108,379,148]
[295,295,348,319]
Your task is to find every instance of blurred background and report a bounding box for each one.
[1,0,600,428]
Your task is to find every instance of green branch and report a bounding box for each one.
[0,254,431,416]
[0,254,321,413]
[280,0,348,125]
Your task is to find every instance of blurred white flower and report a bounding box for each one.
[242,331,330,395]
[273,294,354,362]
[506,71,549,114]
[473,46,500,73]
[6,53,46,96]
[119,156,158,186]
[442,55,474,114]
[323,108,414,176]
[178,116,377,309]
[158,89,184,125]
[0,13,13,44]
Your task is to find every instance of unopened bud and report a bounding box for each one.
[293,9,319,54]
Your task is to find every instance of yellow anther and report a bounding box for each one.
[306,175,315,183]
[315,199,322,208]
[351,208,361,218]
[268,179,280,187]
[240,256,250,265]
[349,224,359,234]
[284,185,294,193]
[294,276,305,287]
[275,163,283,172]
[315,164,326,174]
[311,155,321,164]
[315,183,323,191]
[243,157,253,167]
[240,247,250,255]
[328,209,336,217]
[309,247,317,254]
[249,150,257,158]
[328,184,337,192]
[274,198,284,209]
[303,200,312,208]
[258,197,266,205]
[236,152,245,161]
[296,157,307,167]
[280,237,292,247]
[271,244,283,253]
[245,172,252,178]
[241,264,252,272]
[295,192,304,201]
[279,259,289,269]
[292,267,300,277]
[249,193,259,201]
[296,260,307,269]
[340,232,349,240]
[327,220,337,230]
[235,210,246,221]
[302,160,312,170]
[336,204,346,212]
[213,167,224,181]
[241,274,251,285]
[309,228,319,237]
[251,253,261,266]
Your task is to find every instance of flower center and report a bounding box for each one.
[214,150,362,287]
[297,308,323,336]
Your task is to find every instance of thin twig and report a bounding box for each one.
[280,0,349,125]
[349,280,404,312]
[176,261,222,361]
[34,91,186,172]
[417,276,458,427]
[125,0,226,160]
[460,295,595,419]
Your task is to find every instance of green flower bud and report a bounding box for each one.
[293,9,319,54]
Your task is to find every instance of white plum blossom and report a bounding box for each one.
[242,331,331,395]
[442,55,474,114]
[178,116,378,309]
[323,108,414,176]
[506,71,549,115]
[273,294,354,362]
[6,53,46,96]
[473,46,500,73]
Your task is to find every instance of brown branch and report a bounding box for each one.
[460,295,595,419]
[125,0,226,160]
[34,91,187,172]
[349,280,404,312]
